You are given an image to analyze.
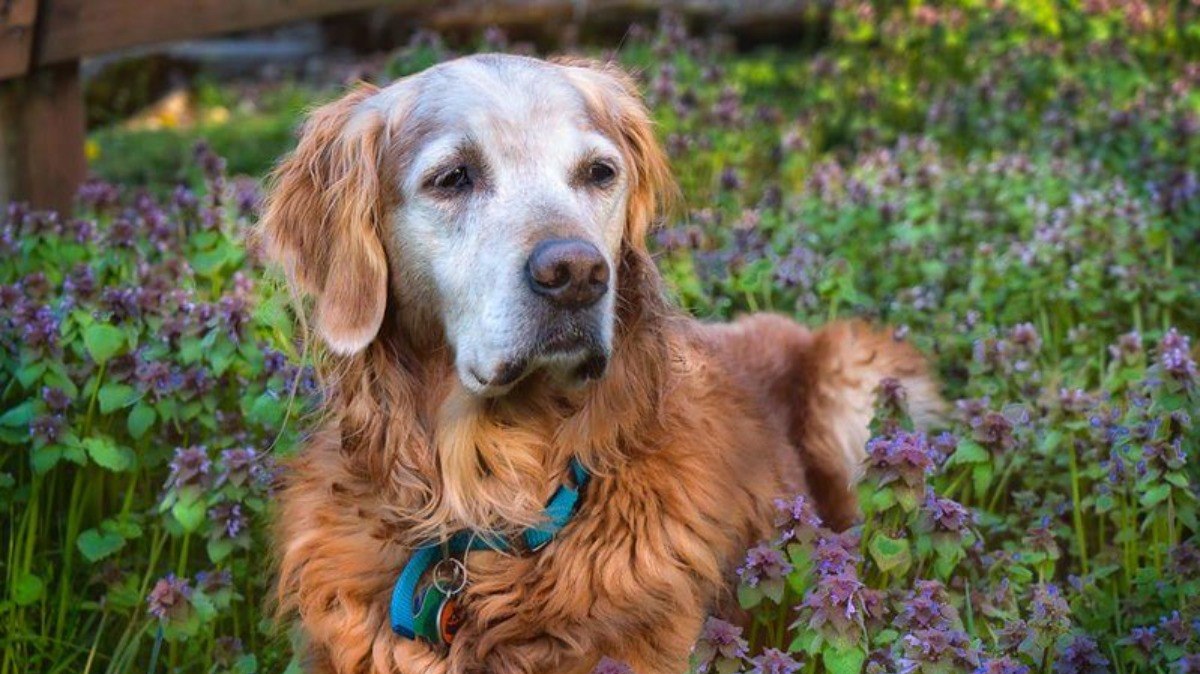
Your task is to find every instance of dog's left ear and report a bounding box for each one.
[555,58,676,250]
[259,85,390,355]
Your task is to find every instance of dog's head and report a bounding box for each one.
[261,54,672,397]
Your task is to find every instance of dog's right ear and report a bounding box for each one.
[260,85,389,355]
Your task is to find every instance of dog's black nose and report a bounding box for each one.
[526,239,609,309]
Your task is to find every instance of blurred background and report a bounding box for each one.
[2,2,1200,673]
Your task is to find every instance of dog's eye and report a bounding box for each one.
[432,166,473,192]
[586,161,617,186]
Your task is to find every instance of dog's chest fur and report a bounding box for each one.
[273,331,807,674]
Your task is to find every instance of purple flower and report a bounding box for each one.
[865,431,936,488]
[1109,331,1143,362]
[774,494,823,543]
[41,387,71,412]
[216,447,260,488]
[107,217,138,249]
[217,293,250,342]
[900,628,979,671]
[146,574,192,621]
[22,306,60,351]
[976,657,1032,674]
[996,619,1032,654]
[209,501,247,540]
[1173,543,1200,576]
[874,377,910,427]
[63,264,96,299]
[101,288,141,322]
[896,580,957,632]
[195,568,233,594]
[691,617,748,672]
[1054,634,1110,674]
[194,141,226,183]
[737,543,792,588]
[1009,323,1042,355]
[592,658,632,674]
[76,179,121,211]
[1117,626,1156,656]
[1173,654,1200,674]
[747,648,802,674]
[719,167,742,192]
[213,636,245,668]
[30,415,64,444]
[165,445,212,492]
[1029,584,1072,643]
[972,412,1016,452]
[233,178,262,219]
[923,492,973,533]
[797,568,866,641]
[1158,328,1197,384]
[813,530,861,575]
[263,347,288,376]
[1160,611,1192,645]
[135,358,181,398]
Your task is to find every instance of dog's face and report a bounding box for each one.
[262,55,670,397]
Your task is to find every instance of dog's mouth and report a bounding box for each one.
[464,323,610,397]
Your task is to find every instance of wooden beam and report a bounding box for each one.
[0,0,38,79]
[0,60,86,212]
[31,0,417,68]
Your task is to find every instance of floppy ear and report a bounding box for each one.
[555,58,676,251]
[260,85,390,355]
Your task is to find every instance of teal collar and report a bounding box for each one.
[390,458,591,644]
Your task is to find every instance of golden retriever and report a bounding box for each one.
[261,54,941,674]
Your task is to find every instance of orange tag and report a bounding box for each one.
[438,597,463,645]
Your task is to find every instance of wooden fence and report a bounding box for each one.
[0,0,415,212]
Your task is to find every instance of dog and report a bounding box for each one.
[261,54,941,674]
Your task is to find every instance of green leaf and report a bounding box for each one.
[12,572,45,606]
[172,496,208,533]
[207,538,235,564]
[823,644,866,674]
[1141,483,1171,507]
[737,583,763,609]
[191,246,231,276]
[83,437,134,472]
[127,403,156,439]
[83,324,126,364]
[247,392,283,427]
[789,629,821,655]
[17,361,48,388]
[234,654,259,674]
[868,532,912,574]
[30,445,63,474]
[972,462,994,496]
[946,439,989,465]
[98,383,137,414]
[0,401,36,428]
[715,656,742,674]
[1038,429,1064,454]
[761,577,786,604]
[77,528,125,562]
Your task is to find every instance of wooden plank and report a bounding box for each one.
[0,60,86,211]
[0,0,39,79]
[32,0,418,67]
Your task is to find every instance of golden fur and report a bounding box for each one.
[262,57,940,674]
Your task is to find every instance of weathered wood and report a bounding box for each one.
[0,60,86,211]
[28,0,419,69]
[422,0,820,41]
[0,0,38,79]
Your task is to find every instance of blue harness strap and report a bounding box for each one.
[390,458,591,642]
